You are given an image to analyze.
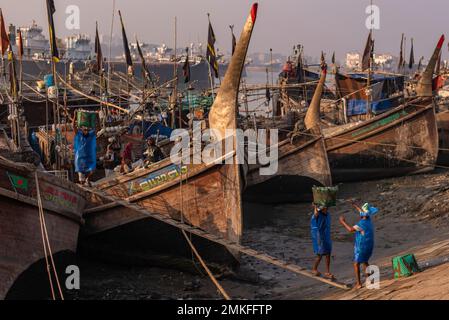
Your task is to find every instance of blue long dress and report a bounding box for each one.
[74,129,97,174]
[311,211,332,255]
[353,218,374,263]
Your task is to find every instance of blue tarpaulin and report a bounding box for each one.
[347,98,396,116]
[142,122,173,140]
[74,129,97,173]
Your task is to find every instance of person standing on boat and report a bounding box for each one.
[120,142,134,173]
[73,125,96,186]
[311,205,334,279]
[339,202,377,289]
[103,144,115,177]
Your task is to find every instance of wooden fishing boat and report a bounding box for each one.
[244,64,332,203]
[321,36,444,182]
[0,155,86,299]
[436,109,449,165]
[81,4,259,266]
[324,98,438,182]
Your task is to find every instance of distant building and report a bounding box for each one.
[345,52,395,71]
[65,34,91,60]
[373,54,394,70]
[346,52,360,70]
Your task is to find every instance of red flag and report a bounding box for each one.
[433,75,445,91]
[0,9,10,56]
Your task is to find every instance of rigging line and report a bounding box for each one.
[177,162,231,300]
[34,172,60,300]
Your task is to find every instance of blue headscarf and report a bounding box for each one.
[359,203,378,217]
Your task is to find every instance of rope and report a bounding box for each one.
[177,163,231,300]
[35,172,65,300]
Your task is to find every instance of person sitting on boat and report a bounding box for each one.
[339,202,377,289]
[143,137,164,165]
[73,125,96,186]
[311,204,334,280]
[120,142,134,174]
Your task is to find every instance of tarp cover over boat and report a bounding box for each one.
[335,73,405,116]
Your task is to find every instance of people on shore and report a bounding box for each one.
[310,204,334,280]
[339,202,377,289]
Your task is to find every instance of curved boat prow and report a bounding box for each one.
[208,3,258,139]
[416,34,445,97]
[305,65,327,130]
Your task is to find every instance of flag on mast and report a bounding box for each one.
[230,25,236,56]
[0,9,10,56]
[136,36,153,85]
[417,56,424,72]
[361,31,373,71]
[118,10,133,74]
[94,22,103,74]
[408,38,415,69]
[45,0,59,62]
[398,33,404,72]
[183,47,190,83]
[7,44,18,98]
[206,15,219,78]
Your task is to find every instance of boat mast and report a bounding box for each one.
[45,0,61,169]
[108,0,116,98]
[366,0,373,118]
[206,13,215,99]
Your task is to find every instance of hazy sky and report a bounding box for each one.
[1,0,448,61]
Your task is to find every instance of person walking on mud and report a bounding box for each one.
[339,202,377,289]
[311,204,334,280]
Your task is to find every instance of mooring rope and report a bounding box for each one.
[177,163,231,300]
[35,172,65,300]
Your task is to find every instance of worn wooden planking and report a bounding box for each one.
[0,156,86,299]
[246,126,332,189]
[325,100,438,182]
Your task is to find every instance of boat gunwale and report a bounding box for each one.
[325,101,435,152]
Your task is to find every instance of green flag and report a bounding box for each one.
[7,172,28,190]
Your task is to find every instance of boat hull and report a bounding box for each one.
[325,99,438,182]
[82,153,242,266]
[244,126,332,203]
[0,160,85,299]
[436,109,449,165]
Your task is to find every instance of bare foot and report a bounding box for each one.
[354,283,363,289]
[324,273,335,280]
[312,270,321,277]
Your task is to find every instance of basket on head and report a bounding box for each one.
[312,186,338,208]
[76,110,96,129]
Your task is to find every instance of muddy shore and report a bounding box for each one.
[65,169,449,300]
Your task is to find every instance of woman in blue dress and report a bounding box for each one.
[339,202,377,289]
[311,205,334,279]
